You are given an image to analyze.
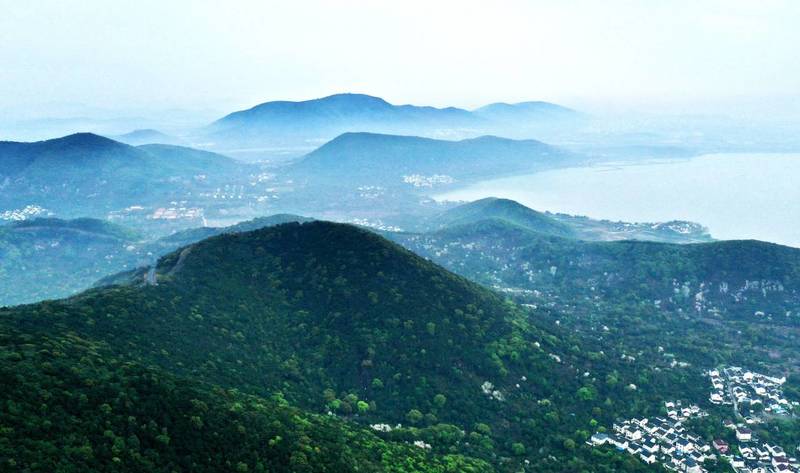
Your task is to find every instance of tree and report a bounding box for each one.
[406,409,424,424]
[511,442,526,456]
[576,386,597,402]
[433,394,447,408]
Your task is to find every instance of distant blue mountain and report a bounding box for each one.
[473,101,583,123]
[0,133,245,214]
[113,128,182,146]
[287,131,574,186]
[211,93,479,132]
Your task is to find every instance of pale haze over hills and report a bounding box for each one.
[2,1,799,128]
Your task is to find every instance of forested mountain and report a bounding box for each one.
[0,133,248,216]
[431,198,712,243]
[426,198,576,238]
[0,199,710,307]
[287,133,574,187]
[1,221,664,472]
[0,317,487,473]
[388,218,800,373]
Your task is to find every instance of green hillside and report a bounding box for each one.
[431,198,712,243]
[0,327,488,472]
[1,222,657,472]
[389,218,800,373]
[428,198,575,238]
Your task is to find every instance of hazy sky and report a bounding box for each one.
[2,0,799,117]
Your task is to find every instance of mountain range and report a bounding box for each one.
[200,93,586,159]
[0,200,715,307]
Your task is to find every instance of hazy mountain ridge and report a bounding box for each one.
[0,133,248,216]
[113,128,183,146]
[473,101,585,123]
[287,132,575,187]
[0,217,145,306]
[199,93,586,158]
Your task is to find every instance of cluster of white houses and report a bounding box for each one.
[709,367,795,419]
[717,419,800,472]
[590,402,713,472]
[591,399,800,472]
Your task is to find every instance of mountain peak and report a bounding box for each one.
[43,132,128,149]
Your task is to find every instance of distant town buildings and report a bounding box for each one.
[0,204,49,221]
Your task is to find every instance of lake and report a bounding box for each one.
[435,153,800,248]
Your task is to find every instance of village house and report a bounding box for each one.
[736,426,753,442]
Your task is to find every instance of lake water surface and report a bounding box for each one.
[435,153,800,248]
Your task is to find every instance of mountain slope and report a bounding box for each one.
[288,132,573,187]
[0,316,488,472]
[388,218,800,374]
[0,218,145,306]
[392,219,800,319]
[1,221,656,471]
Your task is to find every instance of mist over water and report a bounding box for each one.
[436,153,800,248]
